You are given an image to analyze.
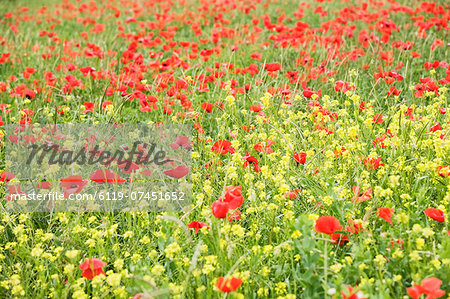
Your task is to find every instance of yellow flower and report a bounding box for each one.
[66,250,80,260]
[416,238,425,249]
[106,273,121,288]
[422,227,435,238]
[275,282,287,294]
[374,255,386,268]
[330,263,343,273]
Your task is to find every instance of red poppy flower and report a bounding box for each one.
[216,276,242,292]
[373,114,384,124]
[36,181,51,189]
[212,200,230,219]
[163,165,190,178]
[60,175,88,198]
[250,104,262,112]
[79,258,106,279]
[334,80,354,93]
[187,221,209,234]
[250,52,262,60]
[424,208,445,223]
[363,157,384,170]
[219,186,243,210]
[346,219,363,234]
[254,140,275,153]
[302,88,321,99]
[407,277,445,299]
[89,169,126,184]
[201,102,214,113]
[242,151,261,173]
[334,147,347,157]
[436,166,449,177]
[212,139,235,155]
[351,186,372,203]
[170,136,193,150]
[0,171,15,183]
[315,216,342,235]
[264,63,281,72]
[341,286,367,299]
[331,233,349,245]
[429,122,442,133]
[387,86,401,96]
[293,152,307,164]
[285,189,300,199]
[377,207,394,225]
[83,102,95,113]
[116,160,140,173]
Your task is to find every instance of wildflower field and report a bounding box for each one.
[0,0,449,298]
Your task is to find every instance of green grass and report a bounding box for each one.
[0,0,449,298]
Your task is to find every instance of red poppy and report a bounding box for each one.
[89,169,126,184]
[341,286,367,299]
[351,186,372,203]
[429,122,442,133]
[254,140,275,153]
[285,189,300,199]
[387,86,401,96]
[187,221,209,234]
[436,166,449,177]
[79,258,106,279]
[363,157,384,170]
[331,233,349,245]
[293,152,307,164]
[212,200,230,219]
[377,207,394,225]
[407,277,445,299]
[373,114,384,124]
[83,102,95,113]
[212,139,235,154]
[346,219,363,234]
[60,175,88,198]
[315,216,342,235]
[212,186,244,219]
[424,208,445,223]
[334,80,354,93]
[250,52,262,60]
[264,63,281,72]
[250,104,262,112]
[0,171,15,183]
[373,136,387,148]
[201,102,214,113]
[216,276,242,292]
[334,147,347,157]
[116,160,140,173]
[163,165,190,178]
[219,186,243,210]
[36,181,51,189]
[242,151,261,172]
[170,136,193,150]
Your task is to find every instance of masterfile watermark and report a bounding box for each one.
[26,141,172,170]
[3,124,192,212]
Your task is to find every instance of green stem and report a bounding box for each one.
[324,239,328,298]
